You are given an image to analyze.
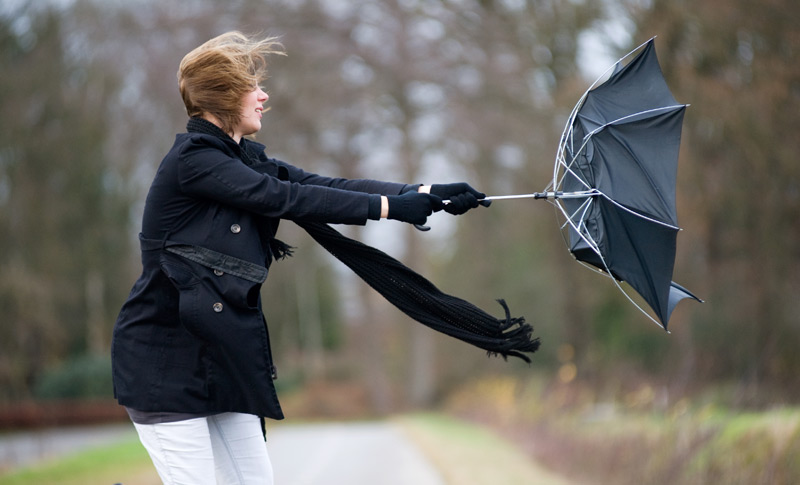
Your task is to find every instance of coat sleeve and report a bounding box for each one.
[247,145,416,196]
[280,160,415,195]
[177,136,376,225]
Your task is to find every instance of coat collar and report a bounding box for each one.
[186,116,229,139]
[186,117,267,166]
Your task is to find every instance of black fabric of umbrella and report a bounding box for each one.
[551,38,702,329]
[486,38,701,329]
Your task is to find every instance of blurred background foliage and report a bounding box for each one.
[0,0,798,413]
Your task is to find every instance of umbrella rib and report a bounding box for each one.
[559,163,593,193]
[555,97,589,188]
[574,200,596,245]
[558,196,594,232]
[553,145,588,191]
[609,276,668,330]
[554,137,595,193]
[584,105,686,139]
[597,192,680,230]
[556,199,603,259]
[584,37,658,94]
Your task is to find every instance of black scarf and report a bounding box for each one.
[187,118,539,362]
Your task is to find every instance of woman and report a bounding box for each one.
[111,31,488,484]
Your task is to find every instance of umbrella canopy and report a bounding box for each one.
[428,38,700,330]
[552,38,701,329]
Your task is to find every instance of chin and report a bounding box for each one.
[244,125,261,137]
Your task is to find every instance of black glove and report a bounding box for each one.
[430,182,491,215]
[387,192,444,225]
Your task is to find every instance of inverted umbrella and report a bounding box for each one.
[481,38,702,329]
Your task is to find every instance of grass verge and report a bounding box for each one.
[395,413,574,485]
[0,434,158,485]
[444,374,800,485]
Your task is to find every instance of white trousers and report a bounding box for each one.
[133,412,273,485]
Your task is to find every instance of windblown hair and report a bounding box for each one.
[178,31,284,135]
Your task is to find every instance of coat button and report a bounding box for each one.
[230,224,241,234]
[212,302,223,313]
[214,269,224,276]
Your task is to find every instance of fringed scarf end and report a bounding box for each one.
[269,238,295,261]
[488,299,541,363]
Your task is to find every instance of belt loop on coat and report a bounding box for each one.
[138,233,163,252]
[161,231,171,250]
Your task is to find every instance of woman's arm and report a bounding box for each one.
[266,156,418,196]
[176,137,442,225]
[177,138,376,224]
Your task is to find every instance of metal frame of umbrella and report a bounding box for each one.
[469,37,702,330]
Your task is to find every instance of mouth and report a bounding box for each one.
[255,107,263,118]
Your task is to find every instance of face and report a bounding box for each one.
[233,86,268,141]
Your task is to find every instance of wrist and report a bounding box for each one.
[381,196,389,218]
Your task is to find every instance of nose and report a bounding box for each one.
[258,88,269,102]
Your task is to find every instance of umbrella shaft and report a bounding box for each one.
[475,191,597,202]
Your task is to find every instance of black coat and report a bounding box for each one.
[111,122,410,419]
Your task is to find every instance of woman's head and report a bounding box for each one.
[178,31,284,136]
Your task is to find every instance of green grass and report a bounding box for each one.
[395,413,573,485]
[0,433,159,485]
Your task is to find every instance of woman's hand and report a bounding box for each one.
[384,192,444,225]
[427,183,491,215]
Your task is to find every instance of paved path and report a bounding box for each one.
[1,421,444,484]
[267,421,444,485]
